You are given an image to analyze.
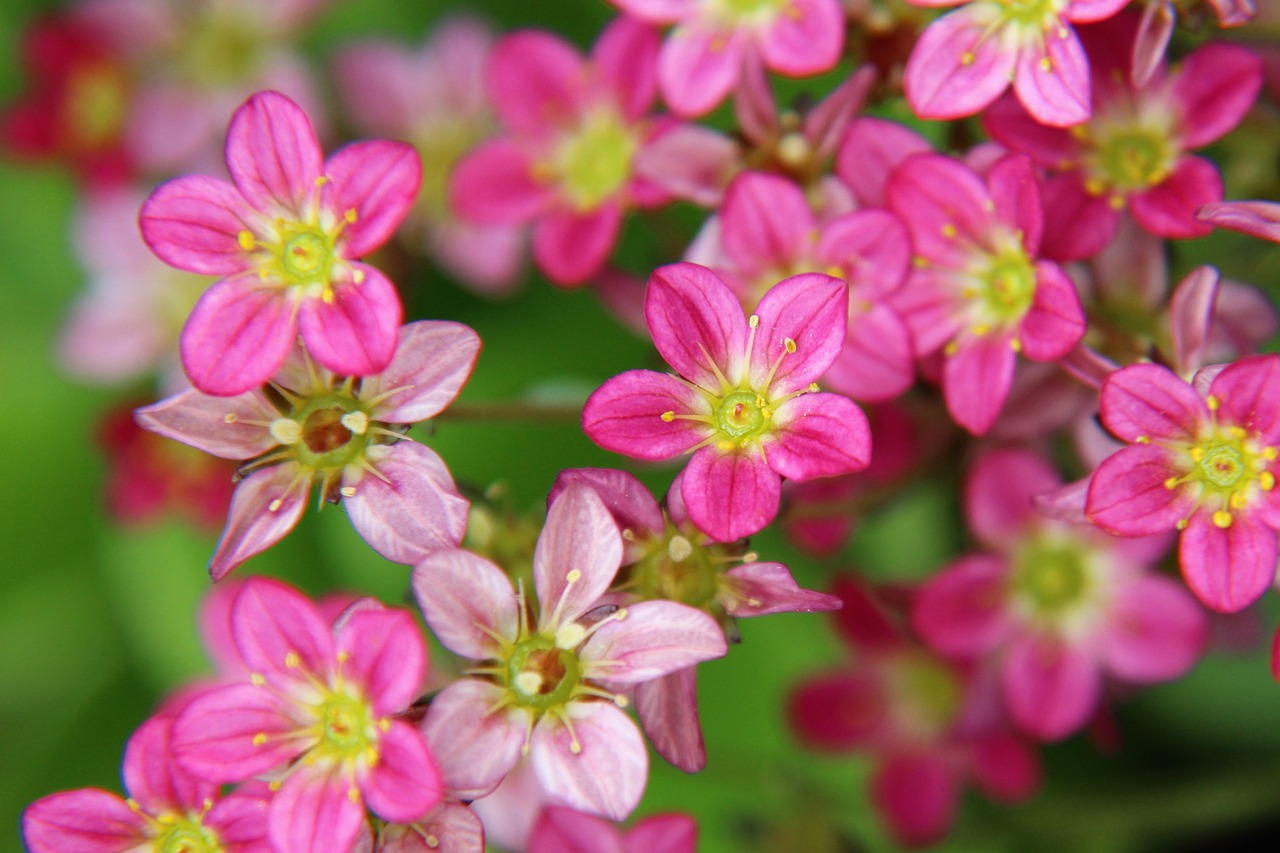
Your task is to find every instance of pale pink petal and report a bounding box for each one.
[721,562,842,616]
[805,66,876,162]
[719,171,814,276]
[1086,444,1196,536]
[22,789,146,853]
[758,0,843,76]
[269,769,366,853]
[634,668,705,772]
[530,702,647,821]
[180,275,297,397]
[608,0,693,19]
[1013,25,1090,127]
[412,550,518,660]
[1130,156,1221,239]
[1001,637,1100,740]
[1179,512,1277,613]
[1173,42,1263,149]
[337,609,425,715]
[582,600,726,682]
[659,25,746,117]
[1102,575,1207,682]
[766,392,871,481]
[360,720,442,823]
[172,684,299,781]
[1019,261,1086,361]
[582,370,709,460]
[1208,354,1280,441]
[429,219,526,294]
[681,446,781,541]
[296,262,401,377]
[421,680,527,799]
[487,30,585,135]
[58,288,168,385]
[325,140,422,257]
[450,140,552,224]
[593,16,661,120]
[904,9,1015,121]
[822,304,915,401]
[344,442,469,565]
[943,333,1017,435]
[835,117,933,209]
[1168,266,1220,375]
[912,554,1013,656]
[1131,0,1174,87]
[365,321,480,423]
[1064,0,1132,22]
[209,464,309,580]
[871,754,957,847]
[1204,0,1256,26]
[135,388,276,459]
[750,273,848,392]
[529,806,623,853]
[225,91,324,216]
[532,203,621,286]
[645,262,749,389]
[632,123,739,207]
[1099,362,1206,442]
[232,576,333,679]
[139,175,253,275]
[378,802,484,853]
[534,482,623,629]
[550,468,666,544]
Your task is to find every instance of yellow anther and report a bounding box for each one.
[252,733,268,746]
[1039,57,1052,72]
[315,175,330,187]
[942,223,957,238]
[344,208,358,223]
[250,673,266,686]
[1206,395,1220,411]
[661,411,675,422]
[1189,446,1205,462]
[224,413,239,423]
[1230,492,1248,509]
[353,269,366,284]
[1135,436,1150,444]
[749,314,760,328]
[337,650,350,663]
[269,780,282,791]
[379,719,391,731]
[268,499,283,512]
[566,568,582,583]
[1213,510,1233,529]
[425,834,440,849]
[237,230,255,251]
[944,341,959,356]
[961,51,975,66]
[1261,472,1276,491]
[340,411,369,435]
[269,418,303,445]
[1164,477,1179,490]
[1108,195,1126,211]
[340,486,356,498]
[717,440,736,452]
[1229,426,1247,439]
[808,383,819,393]
[284,651,300,668]
[1176,518,1188,530]
[1084,177,1106,196]
[126,798,141,812]
[913,256,931,269]
[1010,338,1022,352]
[972,324,989,336]
[615,694,630,708]
[348,786,360,804]
[784,337,797,354]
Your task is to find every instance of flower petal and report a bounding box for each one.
[268,769,366,853]
[750,273,848,393]
[1130,156,1220,239]
[209,465,309,580]
[1208,354,1280,443]
[1099,362,1205,442]
[134,388,277,460]
[532,203,621,286]
[1086,444,1196,536]
[1012,24,1090,127]
[912,554,1013,656]
[123,714,215,817]
[720,561,842,616]
[904,8,1014,121]
[592,16,662,120]
[232,576,334,680]
[681,446,781,541]
[1002,637,1099,741]
[582,600,726,683]
[1173,42,1263,149]
[421,680,527,799]
[325,140,422,258]
[450,140,552,224]
[582,370,708,460]
[719,171,813,277]
[943,333,1017,435]
[487,30,585,135]
[359,720,442,823]
[528,806,622,853]
[550,468,666,548]
[766,392,870,481]
[172,684,298,782]
[871,754,958,847]
[835,117,933,209]
[180,275,297,397]
[530,702,647,821]
[413,549,517,660]
[659,24,745,117]
[534,481,623,630]
[759,0,843,75]
[1101,575,1207,682]
[22,790,145,853]
[296,261,401,377]
[646,262,749,388]
[633,668,705,773]
[336,608,426,716]
[225,91,324,216]
[139,174,253,275]
[1179,511,1277,613]
[967,447,1064,547]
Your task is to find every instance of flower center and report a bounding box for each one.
[283,231,331,280]
[715,390,768,439]
[633,527,725,613]
[304,688,379,768]
[993,0,1063,27]
[506,635,582,711]
[150,812,223,853]
[268,394,372,473]
[1090,128,1175,195]
[64,61,127,150]
[552,109,637,211]
[1199,444,1245,489]
[715,0,786,20]
[964,239,1036,333]
[1012,539,1091,617]
[890,653,961,741]
[1166,411,1278,529]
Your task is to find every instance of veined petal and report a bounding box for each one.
[420,680,526,799]
[750,273,848,393]
[681,446,781,541]
[202,789,271,851]
[1012,24,1090,128]
[766,392,870,481]
[336,608,425,716]
[911,554,1013,656]
[359,720,442,823]
[231,576,334,681]
[1019,261,1085,361]
[582,370,709,460]
[1168,266,1219,375]
[987,154,1043,254]
[530,702,647,821]
[721,562,842,616]
[345,442,470,566]
[1101,575,1207,682]
[1173,42,1263,149]
[904,9,1015,121]
[171,683,299,782]
[1001,636,1099,741]
[805,66,876,162]
[1085,444,1195,536]
[532,203,621,286]
[943,333,1017,436]
[887,153,995,266]
[1209,355,1280,442]
[1179,512,1277,613]
[487,30,585,135]
[135,388,277,460]
[645,262,749,389]
[209,464,309,580]
[759,0,843,76]
[366,321,481,423]
[325,140,422,258]
[268,769,366,853]
[180,274,297,397]
[377,802,484,853]
[1099,362,1205,442]
[450,140,552,224]
[720,171,814,277]
[225,91,324,216]
[581,600,726,683]
[550,468,666,544]
[634,668,705,773]
[659,24,745,117]
[412,549,518,660]
[123,714,216,816]
[534,482,623,630]
[1037,174,1119,262]
[22,789,145,853]
[1197,200,1280,242]
[139,174,253,275]
[816,208,912,298]
[296,261,401,377]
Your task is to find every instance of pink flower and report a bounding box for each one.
[136,320,478,578]
[1132,0,1255,86]
[412,482,727,820]
[1198,199,1280,243]
[529,805,696,853]
[172,577,442,853]
[607,0,846,117]
[582,262,871,541]
[887,152,1086,434]
[983,14,1262,255]
[902,0,1130,126]
[140,90,421,396]
[1085,355,1280,613]
[449,18,671,286]
[24,710,270,853]
[913,447,1206,741]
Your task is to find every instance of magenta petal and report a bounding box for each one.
[487,30,584,135]
[659,24,745,117]
[420,680,526,799]
[135,388,277,459]
[232,576,333,680]
[1013,25,1090,127]
[758,0,843,75]
[787,671,886,750]
[1037,174,1119,262]
[360,720,442,823]
[987,154,1043,252]
[172,684,298,781]
[766,392,871,481]
[180,275,297,396]
[413,550,517,660]
[297,262,401,377]
[1099,362,1205,442]
[1173,42,1263,149]
[1019,261,1085,361]
[823,303,915,401]
[22,789,146,853]
[450,140,552,224]
[1002,637,1099,741]
[204,789,270,851]
[582,370,707,460]
[872,754,957,847]
[532,203,621,286]
[268,770,365,853]
[582,600,726,683]
[1101,575,1206,682]
[1130,156,1221,239]
[943,334,1016,435]
[1179,512,1278,613]
[528,806,621,853]
[534,482,622,629]
[887,153,995,265]
[634,668,705,773]
[209,465,309,580]
[719,171,813,276]
[681,446,781,541]
[1208,354,1280,441]
[365,321,481,424]
[967,448,1063,547]
[750,273,848,392]
[1086,444,1195,536]
[593,16,661,120]
[530,702,647,821]
[625,813,698,853]
[982,94,1080,170]
[904,9,1014,121]
[646,262,749,388]
[225,91,324,216]
[969,733,1041,802]
[835,117,933,209]
[1196,200,1280,243]
[336,609,425,715]
[721,561,842,616]
[325,140,422,258]
[139,174,252,275]
[345,442,469,565]
[816,208,911,297]
[912,555,1012,657]
[123,714,215,816]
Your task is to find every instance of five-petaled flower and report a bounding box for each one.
[583,261,871,542]
[140,89,421,396]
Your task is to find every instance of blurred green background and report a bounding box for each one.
[5,1,1280,852]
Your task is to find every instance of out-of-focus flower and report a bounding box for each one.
[528,805,696,853]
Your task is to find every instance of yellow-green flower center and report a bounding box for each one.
[269,393,372,474]
[891,653,961,741]
[1012,539,1091,617]
[552,110,637,211]
[150,812,223,853]
[506,635,583,711]
[64,62,127,149]
[961,238,1036,336]
[1090,128,1175,195]
[1164,406,1279,529]
[715,390,769,439]
[993,0,1063,27]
